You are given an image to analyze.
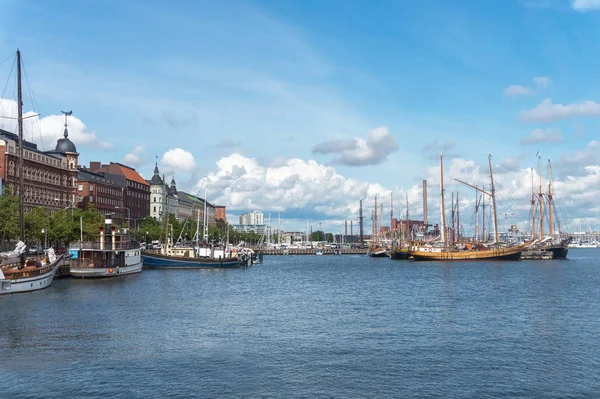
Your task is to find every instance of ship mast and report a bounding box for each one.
[475,188,479,242]
[373,194,378,246]
[538,155,544,239]
[440,154,447,247]
[405,192,409,241]
[17,49,24,242]
[548,159,553,238]
[531,167,536,241]
[488,153,499,245]
[456,191,460,242]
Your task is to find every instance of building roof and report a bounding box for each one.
[177,191,214,208]
[150,163,163,185]
[0,129,63,160]
[77,168,123,187]
[54,126,77,154]
[109,163,149,186]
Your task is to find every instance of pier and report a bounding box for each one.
[260,248,368,255]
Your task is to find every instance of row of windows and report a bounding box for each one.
[98,186,120,197]
[97,197,121,206]
[6,162,74,187]
[128,181,148,191]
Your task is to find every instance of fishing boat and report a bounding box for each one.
[409,153,526,261]
[69,224,142,278]
[141,183,243,269]
[0,50,65,294]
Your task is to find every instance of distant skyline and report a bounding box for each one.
[1,0,600,232]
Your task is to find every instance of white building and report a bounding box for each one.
[148,162,178,221]
[239,209,264,225]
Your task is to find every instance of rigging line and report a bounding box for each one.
[0,52,15,69]
[0,56,16,128]
[21,58,45,150]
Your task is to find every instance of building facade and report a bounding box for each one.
[239,210,263,225]
[177,191,216,225]
[215,206,227,224]
[148,163,179,221]
[84,162,150,227]
[77,169,125,224]
[0,124,78,212]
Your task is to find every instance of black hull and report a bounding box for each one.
[390,251,410,260]
[547,245,568,259]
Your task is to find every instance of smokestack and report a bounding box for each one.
[350,220,353,237]
[423,180,428,231]
[359,199,364,244]
[344,220,347,237]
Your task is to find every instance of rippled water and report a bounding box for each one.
[2,251,600,398]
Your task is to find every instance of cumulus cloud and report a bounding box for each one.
[572,0,600,11]
[520,128,563,144]
[520,98,600,122]
[312,126,398,166]
[123,145,144,168]
[161,148,197,174]
[201,153,388,217]
[0,98,112,150]
[504,76,552,97]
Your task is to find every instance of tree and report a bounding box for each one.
[0,186,19,244]
[310,230,325,242]
[326,233,334,243]
[24,206,51,243]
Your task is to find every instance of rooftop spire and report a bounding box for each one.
[61,110,72,138]
[153,155,159,175]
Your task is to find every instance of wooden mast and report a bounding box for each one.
[538,155,544,239]
[440,154,447,247]
[17,49,24,243]
[451,191,455,245]
[405,192,409,242]
[482,186,485,243]
[475,188,479,242]
[373,194,378,246]
[488,153,499,245]
[531,167,536,240]
[548,159,553,238]
[456,191,460,242]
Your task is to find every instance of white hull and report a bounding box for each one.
[0,258,63,295]
[70,261,142,278]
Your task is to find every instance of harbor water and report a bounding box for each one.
[2,251,600,398]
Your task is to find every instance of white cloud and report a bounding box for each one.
[123,145,144,168]
[520,128,563,144]
[572,0,600,11]
[312,126,398,166]
[520,98,600,122]
[0,98,112,150]
[503,76,552,97]
[201,153,388,217]
[161,148,197,174]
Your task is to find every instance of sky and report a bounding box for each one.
[1,0,600,233]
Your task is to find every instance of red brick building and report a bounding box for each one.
[215,206,227,224]
[0,127,78,211]
[82,162,150,227]
[77,169,125,224]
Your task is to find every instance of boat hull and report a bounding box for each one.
[70,261,143,278]
[142,252,241,269]
[389,250,410,260]
[547,245,568,259]
[409,246,524,261]
[0,256,64,295]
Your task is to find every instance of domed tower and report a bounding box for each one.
[170,176,176,191]
[53,110,79,208]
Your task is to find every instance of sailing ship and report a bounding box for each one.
[522,157,570,259]
[367,194,389,257]
[409,153,526,261]
[69,224,143,278]
[142,185,243,269]
[390,193,410,260]
[0,50,65,294]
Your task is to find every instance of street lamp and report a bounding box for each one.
[115,206,131,229]
[41,229,47,250]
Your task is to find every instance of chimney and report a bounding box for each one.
[99,227,105,250]
[423,180,428,232]
[90,161,101,171]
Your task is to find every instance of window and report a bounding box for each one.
[90,185,94,192]
[90,196,94,203]
[78,184,83,191]
[153,206,156,213]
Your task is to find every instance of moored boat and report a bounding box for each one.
[389,248,410,260]
[142,250,241,268]
[1,245,65,295]
[69,226,142,278]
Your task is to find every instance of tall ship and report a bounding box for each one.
[0,50,66,294]
[409,153,526,261]
[390,193,410,260]
[522,156,570,259]
[69,223,143,278]
[367,194,389,257]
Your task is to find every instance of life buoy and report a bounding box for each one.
[108,268,113,273]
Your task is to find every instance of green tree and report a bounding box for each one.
[24,206,51,243]
[310,230,325,242]
[0,186,20,243]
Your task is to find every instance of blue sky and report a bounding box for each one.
[1,0,600,232]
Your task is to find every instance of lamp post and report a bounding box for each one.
[115,206,131,229]
[41,229,47,250]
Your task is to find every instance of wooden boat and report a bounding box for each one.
[408,153,525,261]
[69,227,142,278]
[0,50,66,294]
[1,246,65,295]
[389,248,410,260]
[367,194,390,257]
